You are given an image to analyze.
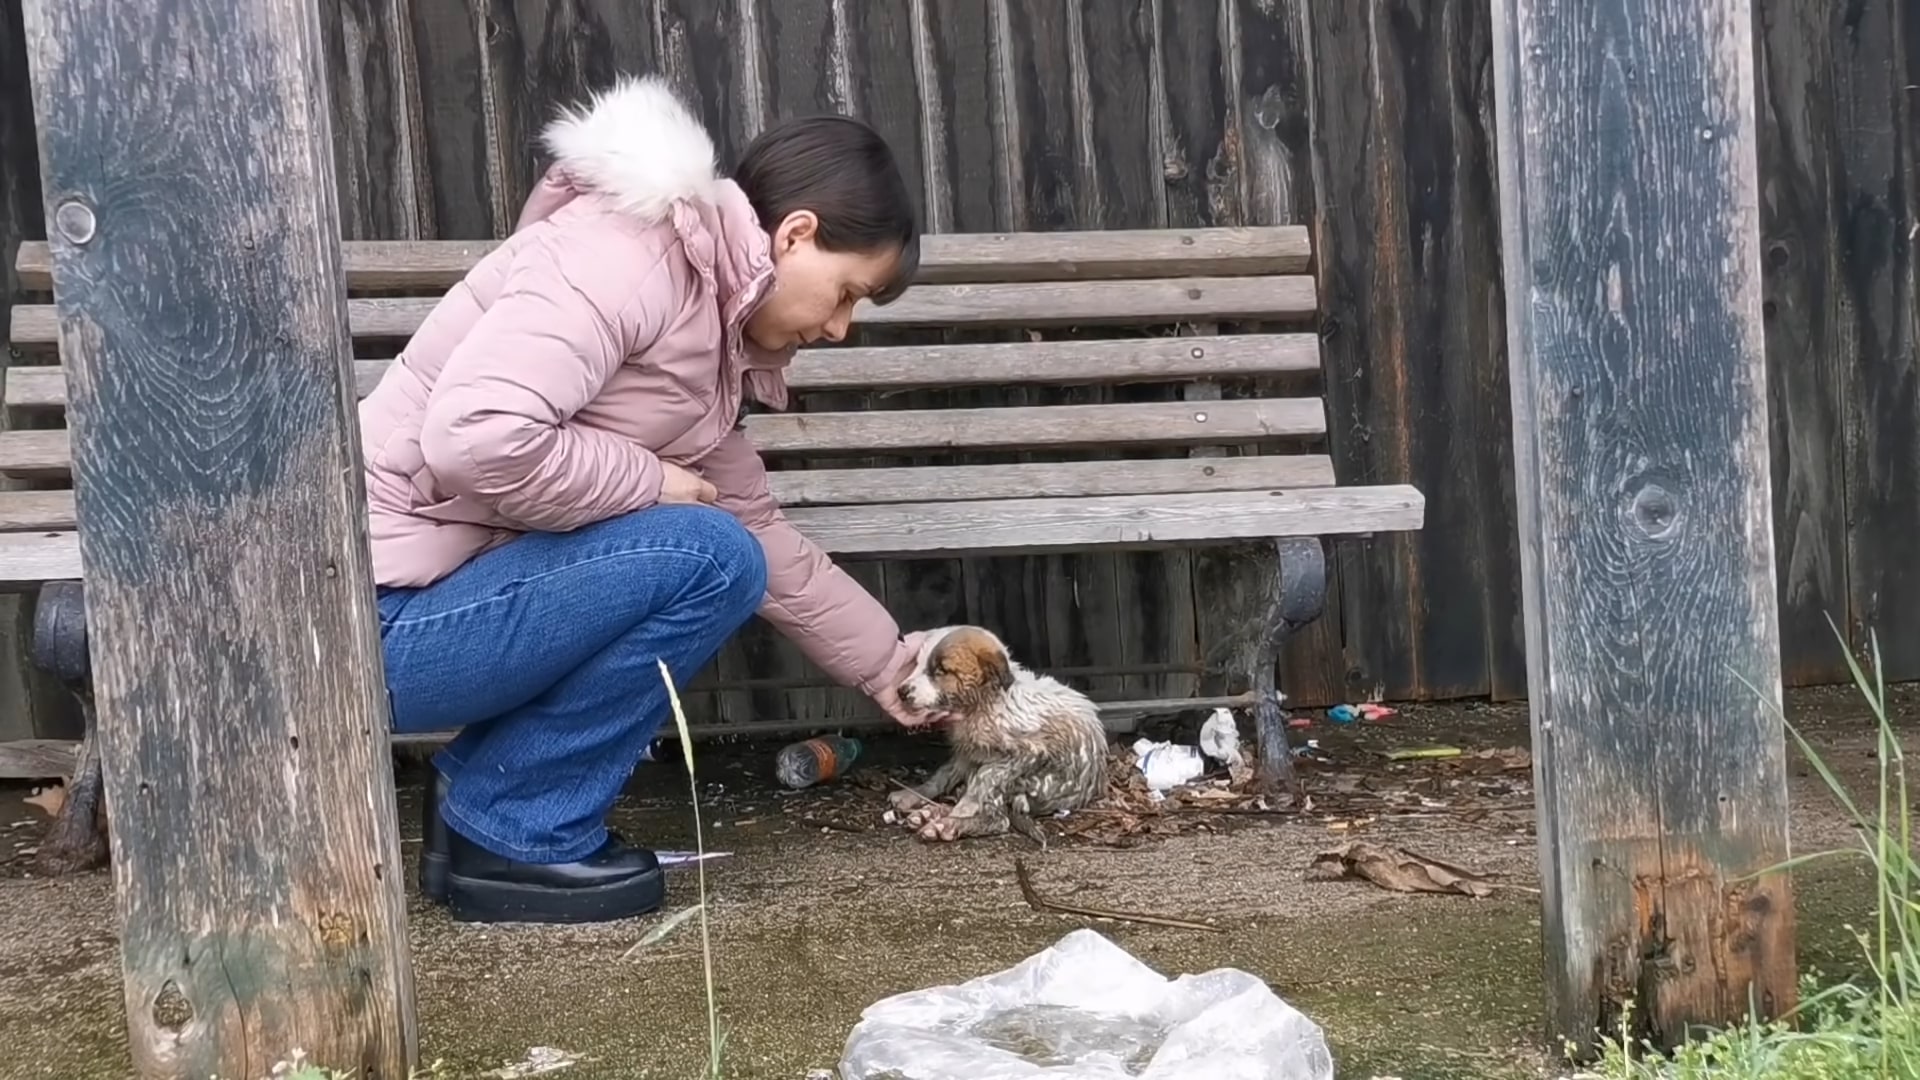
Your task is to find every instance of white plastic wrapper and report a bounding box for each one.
[837,929,1335,1080]
[1130,738,1206,792]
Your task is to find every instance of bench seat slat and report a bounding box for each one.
[0,457,1340,533]
[13,226,1311,292]
[0,486,1423,583]
[0,399,1325,479]
[749,399,1323,455]
[9,276,1317,347]
[0,335,1321,412]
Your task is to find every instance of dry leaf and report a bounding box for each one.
[24,783,67,818]
[1307,841,1498,898]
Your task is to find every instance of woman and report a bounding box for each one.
[359,76,935,925]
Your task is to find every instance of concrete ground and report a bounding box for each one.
[0,685,1896,1080]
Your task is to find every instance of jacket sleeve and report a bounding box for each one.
[699,429,915,700]
[418,232,671,532]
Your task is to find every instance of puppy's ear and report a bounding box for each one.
[980,636,1014,690]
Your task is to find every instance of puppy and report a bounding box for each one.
[888,625,1109,842]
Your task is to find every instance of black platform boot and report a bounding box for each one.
[444,830,665,924]
[419,768,453,903]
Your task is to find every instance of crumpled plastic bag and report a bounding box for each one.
[837,929,1335,1079]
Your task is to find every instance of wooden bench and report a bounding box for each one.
[2,225,1423,823]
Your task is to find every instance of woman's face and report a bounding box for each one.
[745,210,903,352]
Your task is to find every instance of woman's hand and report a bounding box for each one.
[874,631,954,728]
[660,462,718,504]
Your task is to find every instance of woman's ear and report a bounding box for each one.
[775,209,819,252]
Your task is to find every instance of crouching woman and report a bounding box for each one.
[357,77,933,924]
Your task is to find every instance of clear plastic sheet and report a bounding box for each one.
[837,929,1335,1080]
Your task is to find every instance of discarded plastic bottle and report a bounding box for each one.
[775,735,863,789]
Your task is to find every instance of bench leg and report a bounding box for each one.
[1204,537,1328,804]
[29,580,109,875]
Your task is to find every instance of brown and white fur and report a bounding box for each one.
[888,625,1109,841]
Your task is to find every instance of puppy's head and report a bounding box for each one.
[897,625,1015,716]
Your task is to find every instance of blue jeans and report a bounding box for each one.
[376,504,768,863]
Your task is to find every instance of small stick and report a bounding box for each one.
[1014,858,1221,933]
[886,778,934,809]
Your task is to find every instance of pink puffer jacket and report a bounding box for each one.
[356,76,914,707]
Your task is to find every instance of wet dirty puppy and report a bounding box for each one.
[889,626,1109,841]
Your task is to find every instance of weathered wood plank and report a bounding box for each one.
[1751,0,1856,685]
[752,396,1322,455]
[786,486,1423,555]
[0,398,1324,479]
[0,486,1423,581]
[0,333,1323,412]
[485,0,660,221]
[405,0,499,239]
[1831,0,1920,681]
[1306,1,1465,703]
[10,275,1318,347]
[1491,0,1795,1056]
[0,736,77,779]
[317,0,431,241]
[16,226,1313,292]
[1,0,80,741]
[772,455,1338,507]
[22,0,418,1076]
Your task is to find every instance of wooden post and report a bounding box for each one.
[21,0,416,1077]
[1489,0,1795,1058]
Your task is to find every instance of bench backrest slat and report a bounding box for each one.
[8,276,1316,347]
[12,226,1311,292]
[1,333,1321,411]
[0,455,1342,534]
[0,398,1324,478]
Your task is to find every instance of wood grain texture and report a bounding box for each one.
[752,396,1324,455]
[1304,0,1513,704]
[0,334,1323,412]
[0,0,79,740]
[21,0,417,1074]
[0,483,1421,580]
[317,0,431,241]
[1751,0,1858,685]
[1491,0,1795,1054]
[785,486,1423,555]
[1830,0,1920,680]
[0,735,75,778]
[406,0,500,239]
[11,275,1317,347]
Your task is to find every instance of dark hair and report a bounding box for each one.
[733,115,920,305]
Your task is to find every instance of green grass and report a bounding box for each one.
[274,660,728,1080]
[1587,629,1920,1079]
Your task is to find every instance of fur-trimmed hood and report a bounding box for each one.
[537,74,721,223]
[513,75,792,410]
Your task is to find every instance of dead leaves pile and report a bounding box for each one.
[1047,744,1536,849]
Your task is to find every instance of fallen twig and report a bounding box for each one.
[1013,858,1221,933]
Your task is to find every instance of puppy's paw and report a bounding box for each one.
[915,814,967,842]
[904,802,951,832]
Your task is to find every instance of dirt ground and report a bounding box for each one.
[0,685,1899,1080]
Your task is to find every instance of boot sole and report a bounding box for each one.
[446,867,666,924]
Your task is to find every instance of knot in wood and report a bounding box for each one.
[1628,480,1681,539]
[54,199,96,245]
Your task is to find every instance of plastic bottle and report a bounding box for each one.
[775,735,863,789]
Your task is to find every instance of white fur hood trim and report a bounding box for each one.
[540,75,719,222]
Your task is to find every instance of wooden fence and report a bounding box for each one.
[1,0,1915,735]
